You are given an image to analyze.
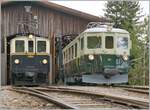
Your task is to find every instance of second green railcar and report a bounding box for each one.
[63,22,131,84]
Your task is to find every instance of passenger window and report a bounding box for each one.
[37,41,46,52]
[65,51,67,62]
[28,41,34,52]
[71,46,74,58]
[69,48,71,60]
[81,38,84,50]
[105,36,114,49]
[63,52,65,62]
[117,37,128,49]
[75,43,77,57]
[66,50,68,62]
[87,36,101,49]
[15,40,24,52]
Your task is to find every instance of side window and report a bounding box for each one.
[66,51,67,62]
[71,46,74,59]
[81,37,84,50]
[75,43,77,57]
[37,41,46,52]
[63,52,65,63]
[28,41,34,52]
[15,40,25,52]
[66,50,68,62]
[105,36,114,49]
[69,48,71,60]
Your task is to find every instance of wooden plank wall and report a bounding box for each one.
[1,3,89,39]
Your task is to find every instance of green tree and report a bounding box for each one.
[104,1,141,29]
[128,16,149,85]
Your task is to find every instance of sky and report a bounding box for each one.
[51,1,149,20]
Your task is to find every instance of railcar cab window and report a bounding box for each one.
[37,41,46,52]
[15,40,25,52]
[28,41,34,52]
[105,36,114,49]
[87,36,101,49]
[117,37,128,49]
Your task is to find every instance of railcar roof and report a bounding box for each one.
[84,27,129,34]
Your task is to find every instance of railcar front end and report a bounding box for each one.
[10,35,50,86]
[79,54,130,84]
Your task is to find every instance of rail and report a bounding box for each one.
[123,88,149,94]
[39,86,149,109]
[113,85,149,90]
[9,87,78,109]
[8,86,149,109]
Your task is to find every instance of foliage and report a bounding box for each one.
[128,16,149,85]
[104,1,149,85]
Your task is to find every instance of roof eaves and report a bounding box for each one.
[38,1,101,21]
[1,1,103,21]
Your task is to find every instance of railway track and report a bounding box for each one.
[9,86,149,109]
[113,85,149,89]
[123,88,149,94]
[93,84,149,94]
[112,85,149,94]
[9,87,77,109]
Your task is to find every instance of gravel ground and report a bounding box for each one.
[0,86,59,109]
[56,86,149,100]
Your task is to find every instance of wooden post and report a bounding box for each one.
[50,32,56,84]
[48,33,52,85]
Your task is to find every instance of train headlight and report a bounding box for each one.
[122,55,128,61]
[29,34,33,39]
[42,59,48,64]
[14,59,20,64]
[88,54,94,60]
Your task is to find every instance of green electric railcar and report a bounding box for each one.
[62,22,131,84]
